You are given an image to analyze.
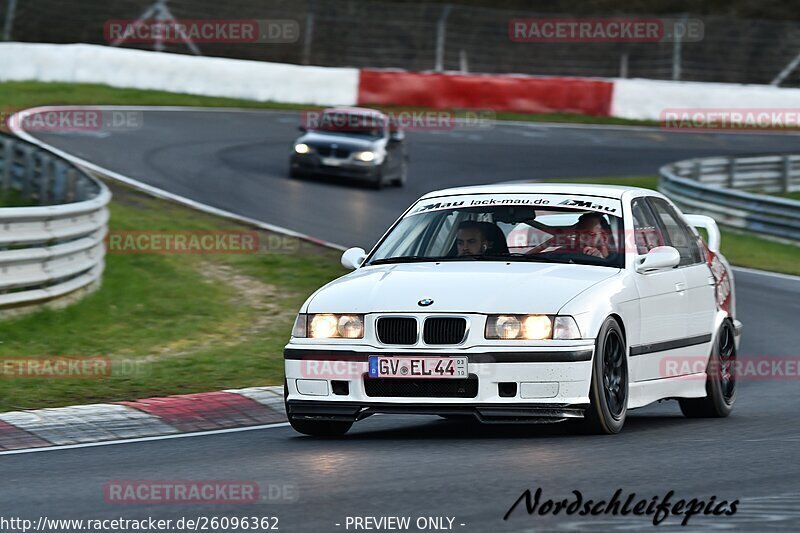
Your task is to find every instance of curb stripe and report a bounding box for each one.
[0,387,286,451]
[119,391,286,432]
[0,420,50,451]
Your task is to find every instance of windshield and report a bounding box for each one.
[367,194,624,268]
[313,112,386,139]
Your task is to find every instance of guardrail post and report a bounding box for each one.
[781,155,791,194]
[3,0,18,41]
[75,176,87,201]
[0,137,10,190]
[301,0,315,65]
[434,4,452,72]
[53,161,66,203]
[40,156,55,205]
[728,157,737,188]
[65,168,77,202]
[21,145,35,199]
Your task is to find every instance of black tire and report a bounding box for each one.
[393,160,408,187]
[372,168,385,190]
[679,321,736,418]
[289,167,302,179]
[581,317,628,434]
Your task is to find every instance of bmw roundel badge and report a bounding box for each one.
[418,298,434,307]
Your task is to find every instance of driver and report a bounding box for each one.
[574,213,612,258]
[455,221,489,256]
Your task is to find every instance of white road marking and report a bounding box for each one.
[0,422,291,456]
[732,266,800,283]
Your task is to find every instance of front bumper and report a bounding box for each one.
[290,154,380,179]
[286,400,587,424]
[284,346,594,423]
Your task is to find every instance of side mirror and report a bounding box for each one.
[683,214,720,253]
[636,246,680,274]
[298,125,307,133]
[389,130,405,142]
[341,247,367,270]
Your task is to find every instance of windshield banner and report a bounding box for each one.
[408,194,622,216]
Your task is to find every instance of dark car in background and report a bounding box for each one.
[289,107,408,188]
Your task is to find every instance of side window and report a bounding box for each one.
[647,198,702,266]
[630,198,664,254]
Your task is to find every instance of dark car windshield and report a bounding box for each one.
[367,194,625,268]
[313,112,386,139]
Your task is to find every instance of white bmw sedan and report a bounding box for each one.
[284,184,741,435]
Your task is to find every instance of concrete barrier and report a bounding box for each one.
[0,43,359,106]
[612,78,800,121]
[6,43,800,122]
[358,69,614,116]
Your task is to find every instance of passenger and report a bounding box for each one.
[455,221,489,256]
[574,213,612,258]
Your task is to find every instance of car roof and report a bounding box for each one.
[323,106,387,118]
[419,182,657,201]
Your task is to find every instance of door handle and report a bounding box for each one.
[675,282,687,292]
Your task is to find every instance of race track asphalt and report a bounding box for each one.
[5,109,800,531]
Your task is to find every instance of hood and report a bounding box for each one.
[307,262,620,314]
[298,131,379,151]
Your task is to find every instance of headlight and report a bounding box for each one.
[294,143,310,154]
[485,315,581,340]
[297,313,364,339]
[353,151,376,162]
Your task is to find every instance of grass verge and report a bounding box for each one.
[0,188,35,207]
[769,190,800,202]
[0,181,346,411]
[544,175,800,276]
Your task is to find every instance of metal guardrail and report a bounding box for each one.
[0,133,110,313]
[659,154,800,242]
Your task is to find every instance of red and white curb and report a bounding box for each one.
[0,386,286,451]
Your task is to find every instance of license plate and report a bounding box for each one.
[368,356,468,379]
[321,157,343,167]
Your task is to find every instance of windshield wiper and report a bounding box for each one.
[474,253,575,264]
[368,255,480,265]
[368,256,432,265]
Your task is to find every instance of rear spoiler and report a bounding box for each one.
[684,214,721,253]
